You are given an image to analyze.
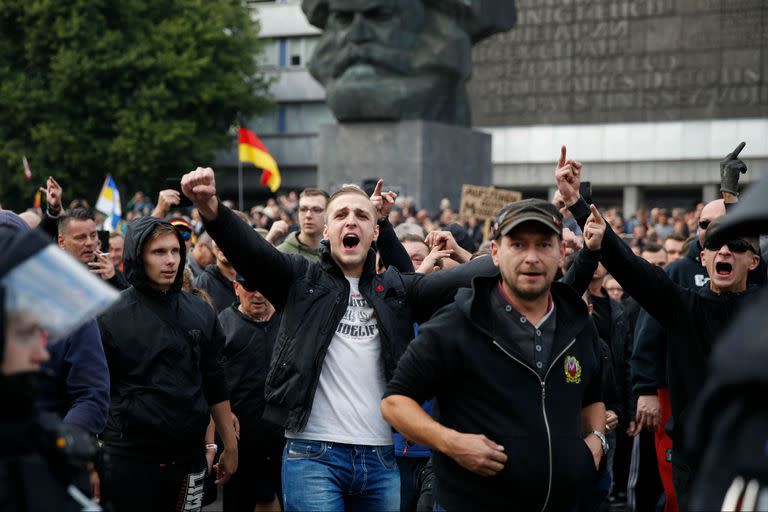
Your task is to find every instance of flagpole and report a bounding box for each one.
[238,158,244,211]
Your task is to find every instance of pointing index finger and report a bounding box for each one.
[372,179,384,198]
[589,204,604,224]
[729,141,746,159]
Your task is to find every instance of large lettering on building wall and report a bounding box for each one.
[469,0,767,125]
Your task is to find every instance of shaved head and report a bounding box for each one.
[698,199,726,245]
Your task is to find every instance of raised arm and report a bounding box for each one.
[181,167,301,309]
[370,179,413,272]
[561,218,605,297]
[39,176,63,240]
[406,255,497,324]
[376,217,414,272]
[555,151,682,328]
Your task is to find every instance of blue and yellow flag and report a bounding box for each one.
[95,175,122,231]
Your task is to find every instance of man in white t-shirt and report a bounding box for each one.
[181,168,496,511]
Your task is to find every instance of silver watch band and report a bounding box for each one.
[590,430,608,455]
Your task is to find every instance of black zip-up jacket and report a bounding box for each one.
[385,275,603,511]
[98,216,229,459]
[569,198,761,449]
[218,304,282,441]
[203,204,497,432]
[632,240,708,401]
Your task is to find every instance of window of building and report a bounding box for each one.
[257,36,320,69]
[248,102,333,135]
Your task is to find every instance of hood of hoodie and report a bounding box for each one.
[123,216,186,294]
[456,271,590,346]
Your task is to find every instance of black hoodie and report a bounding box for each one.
[98,216,229,459]
[385,276,603,511]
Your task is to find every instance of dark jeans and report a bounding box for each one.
[397,456,430,512]
[223,438,283,512]
[102,452,207,512]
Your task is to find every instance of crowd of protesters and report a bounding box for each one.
[1,141,767,512]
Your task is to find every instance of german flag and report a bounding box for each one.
[238,126,281,193]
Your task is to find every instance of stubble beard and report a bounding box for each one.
[506,276,552,302]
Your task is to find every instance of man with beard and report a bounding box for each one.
[301,0,516,125]
[382,198,607,510]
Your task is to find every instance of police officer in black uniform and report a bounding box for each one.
[0,215,119,511]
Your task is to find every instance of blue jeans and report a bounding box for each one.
[282,439,401,511]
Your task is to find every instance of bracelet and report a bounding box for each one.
[590,431,609,455]
[205,443,218,451]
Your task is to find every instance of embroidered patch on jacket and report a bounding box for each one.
[564,356,582,384]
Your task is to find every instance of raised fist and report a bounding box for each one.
[181,167,218,219]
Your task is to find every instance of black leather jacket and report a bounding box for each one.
[204,204,497,432]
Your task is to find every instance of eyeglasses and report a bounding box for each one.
[698,220,711,230]
[703,238,758,254]
[299,207,325,215]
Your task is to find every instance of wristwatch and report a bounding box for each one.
[590,431,609,455]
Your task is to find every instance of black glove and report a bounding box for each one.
[720,142,748,196]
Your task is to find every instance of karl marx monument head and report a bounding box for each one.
[301,0,516,126]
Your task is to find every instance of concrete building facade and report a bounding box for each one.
[216,0,768,214]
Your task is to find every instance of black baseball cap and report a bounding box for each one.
[493,199,563,239]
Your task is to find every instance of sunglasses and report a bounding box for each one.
[703,238,757,254]
[698,220,711,230]
[177,229,191,241]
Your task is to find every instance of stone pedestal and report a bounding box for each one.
[317,121,492,213]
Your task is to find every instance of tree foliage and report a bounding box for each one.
[0,0,271,211]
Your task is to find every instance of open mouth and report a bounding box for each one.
[342,234,360,249]
[715,262,732,276]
